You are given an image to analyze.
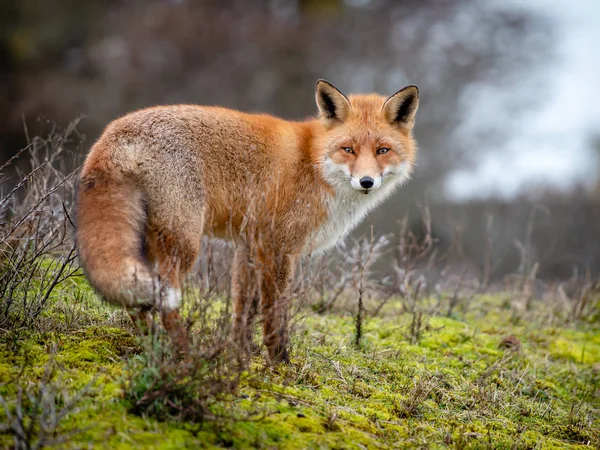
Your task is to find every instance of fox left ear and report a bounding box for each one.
[382,85,419,131]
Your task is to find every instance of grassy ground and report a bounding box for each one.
[1,275,599,449]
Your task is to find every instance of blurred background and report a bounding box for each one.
[1,0,599,281]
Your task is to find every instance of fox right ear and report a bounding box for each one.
[315,80,351,124]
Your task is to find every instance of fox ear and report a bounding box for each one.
[315,80,351,123]
[382,85,419,131]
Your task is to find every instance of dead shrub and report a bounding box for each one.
[0,121,82,331]
[0,352,95,449]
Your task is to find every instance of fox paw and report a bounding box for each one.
[269,345,290,365]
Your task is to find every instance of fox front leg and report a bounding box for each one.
[232,242,294,363]
[259,252,293,364]
[232,246,261,358]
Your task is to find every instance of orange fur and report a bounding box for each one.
[76,80,419,361]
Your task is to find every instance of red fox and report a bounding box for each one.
[76,80,419,362]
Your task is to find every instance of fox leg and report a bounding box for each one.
[232,246,261,356]
[147,222,201,353]
[127,236,156,335]
[259,251,294,364]
[128,308,154,334]
[232,242,293,363]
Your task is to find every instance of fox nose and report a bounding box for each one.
[359,177,374,189]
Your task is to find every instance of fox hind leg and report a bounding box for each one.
[127,236,157,335]
[146,217,202,353]
[128,308,155,335]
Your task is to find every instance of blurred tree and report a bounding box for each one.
[0,0,104,160]
[591,135,600,199]
[0,0,553,201]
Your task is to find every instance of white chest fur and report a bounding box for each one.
[308,181,399,253]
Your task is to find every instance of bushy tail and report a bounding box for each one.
[76,168,156,308]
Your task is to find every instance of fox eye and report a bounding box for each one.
[342,147,355,154]
[377,147,390,155]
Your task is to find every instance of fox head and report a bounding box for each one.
[315,80,419,195]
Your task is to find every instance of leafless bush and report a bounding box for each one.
[124,332,242,423]
[292,232,391,318]
[351,228,389,347]
[550,273,600,324]
[392,376,435,419]
[387,206,443,316]
[407,311,425,345]
[124,254,258,423]
[292,207,478,341]
[0,121,82,331]
[503,214,600,324]
[0,354,95,450]
[195,238,234,297]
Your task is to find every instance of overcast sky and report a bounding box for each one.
[446,0,600,200]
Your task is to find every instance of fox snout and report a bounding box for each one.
[359,177,374,189]
[350,174,382,192]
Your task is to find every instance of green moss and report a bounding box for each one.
[550,331,600,364]
[1,281,599,449]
